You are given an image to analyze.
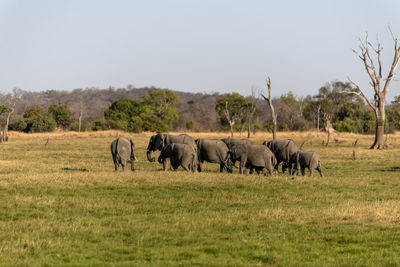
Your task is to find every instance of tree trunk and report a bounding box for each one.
[230,122,234,138]
[5,108,14,142]
[78,111,82,133]
[247,116,251,138]
[316,105,320,133]
[371,106,386,149]
[272,115,277,140]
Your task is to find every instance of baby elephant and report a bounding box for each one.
[158,143,197,172]
[110,137,136,171]
[289,150,323,177]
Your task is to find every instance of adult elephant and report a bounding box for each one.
[229,144,276,176]
[110,137,136,171]
[221,138,253,149]
[221,138,253,169]
[262,139,299,173]
[147,133,196,170]
[196,139,232,173]
[158,143,196,172]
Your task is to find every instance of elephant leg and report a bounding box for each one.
[198,160,204,172]
[181,158,191,172]
[310,168,314,177]
[114,162,119,171]
[281,163,286,173]
[245,168,250,175]
[219,163,224,172]
[171,158,180,171]
[181,164,189,171]
[317,166,323,177]
[162,159,168,171]
[301,168,305,176]
[121,160,127,171]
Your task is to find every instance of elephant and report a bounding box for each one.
[229,144,277,176]
[157,143,197,172]
[221,138,253,169]
[110,137,136,171]
[147,133,197,170]
[288,150,323,177]
[195,138,233,173]
[221,138,253,149]
[262,139,299,173]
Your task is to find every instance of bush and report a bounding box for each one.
[48,104,73,129]
[127,116,143,133]
[9,116,27,131]
[333,120,353,132]
[92,120,109,131]
[185,121,194,130]
[24,115,56,133]
[141,114,169,133]
[70,121,92,132]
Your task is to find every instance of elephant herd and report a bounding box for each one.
[110,133,323,177]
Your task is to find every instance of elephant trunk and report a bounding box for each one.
[157,154,164,164]
[147,149,155,162]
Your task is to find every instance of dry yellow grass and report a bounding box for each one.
[1,130,400,265]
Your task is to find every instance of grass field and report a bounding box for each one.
[1,130,400,266]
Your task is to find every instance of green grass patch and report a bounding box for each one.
[0,132,400,265]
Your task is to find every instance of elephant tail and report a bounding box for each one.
[271,154,277,167]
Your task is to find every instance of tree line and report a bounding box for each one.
[1,80,400,138]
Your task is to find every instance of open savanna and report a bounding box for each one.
[1,130,400,266]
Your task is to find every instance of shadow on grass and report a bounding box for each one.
[61,167,89,172]
[380,166,400,172]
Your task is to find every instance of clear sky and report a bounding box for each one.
[1,0,400,100]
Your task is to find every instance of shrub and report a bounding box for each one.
[185,121,194,130]
[24,115,56,133]
[48,104,74,129]
[92,120,109,131]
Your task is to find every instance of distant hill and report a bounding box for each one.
[3,86,273,132]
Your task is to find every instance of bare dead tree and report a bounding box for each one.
[324,113,332,147]
[316,104,321,132]
[341,27,400,149]
[223,102,236,137]
[247,86,257,138]
[261,76,277,140]
[4,102,15,141]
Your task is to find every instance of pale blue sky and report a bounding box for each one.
[1,0,400,100]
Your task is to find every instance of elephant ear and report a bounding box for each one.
[147,136,155,150]
[117,138,130,160]
[232,144,247,159]
[162,134,168,148]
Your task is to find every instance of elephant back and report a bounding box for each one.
[117,137,131,160]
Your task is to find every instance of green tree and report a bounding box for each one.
[216,93,249,137]
[104,96,171,133]
[23,106,45,119]
[143,90,179,130]
[278,92,307,131]
[48,104,73,129]
[21,106,56,133]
